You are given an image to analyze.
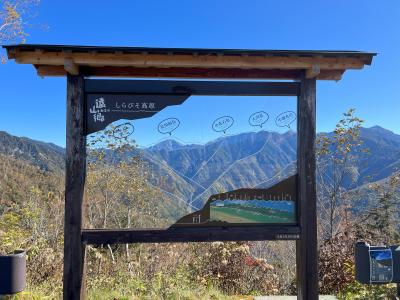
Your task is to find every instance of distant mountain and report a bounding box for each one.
[347,169,400,216]
[141,127,400,209]
[358,126,400,183]
[147,139,186,151]
[361,126,400,144]
[141,130,297,208]
[0,153,63,210]
[0,131,65,172]
[0,126,399,211]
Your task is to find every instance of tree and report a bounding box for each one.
[356,173,400,245]
[1,0,40,62]
[0,0,40,43]
[316,108,368,240]
[85,125,174,230]
[85,124,179,271]
[317,110,400,297]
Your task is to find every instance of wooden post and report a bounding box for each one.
[64,74,86,300]
[296,72,318,300]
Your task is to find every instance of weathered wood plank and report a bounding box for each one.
[305,64,320,79]
[296,72,318,300]
[64,58,79,75]
[82,226,301,245]
[34,65,345,80]
[17,51,366,69]
[64,74,86,300]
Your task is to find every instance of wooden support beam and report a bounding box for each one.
[82,226,301,245]
[64,58,79,75]
[17,51,366,70]
[64,74,86,300]
[316,69,344,81]
[296,72,318,300]
[6,48,17,59]
[34,65,346,80]
[305,64,320,78]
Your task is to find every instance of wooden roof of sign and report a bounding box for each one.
[3,44,376,80]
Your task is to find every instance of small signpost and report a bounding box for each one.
[3,44,375,300]
[355,242,400,294]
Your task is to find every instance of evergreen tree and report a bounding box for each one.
[356,174,400,244]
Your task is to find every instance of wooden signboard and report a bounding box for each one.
[4,43,376,300]
[73,78,315,299]
[84,81,300,234]
[83,80,302,233]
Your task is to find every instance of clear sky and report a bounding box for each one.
[97,95,297,147]
[0,0,399,147]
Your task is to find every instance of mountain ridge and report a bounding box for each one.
[0,130,65,172]
[1,126,399,209]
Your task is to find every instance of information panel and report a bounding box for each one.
[85,92,298,229]
[355,242,400,284]
[369,249,393,283]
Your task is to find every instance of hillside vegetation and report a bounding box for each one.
[0,110,399,299]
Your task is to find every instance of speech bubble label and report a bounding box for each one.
[249,111,269,128]
[212,116,234,134]
[158,117,180,135]
[275,111,297,129]
[112,122,134,139]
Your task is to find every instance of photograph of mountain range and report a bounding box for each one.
[172,174,297,226]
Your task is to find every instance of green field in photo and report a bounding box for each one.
[210,206,295,223]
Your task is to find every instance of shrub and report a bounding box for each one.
[189,242,279,295]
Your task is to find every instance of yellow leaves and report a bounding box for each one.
[211,241,224,248]
[317,109,367,184]
[0,211,29,253]
[1,0,40,44]
[5,2,21,20]
[1,210,21,226]
[233,244,250,254]
[85,130,168,229]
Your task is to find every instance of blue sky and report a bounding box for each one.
[103,96,297,147]
[0,0,399,147]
